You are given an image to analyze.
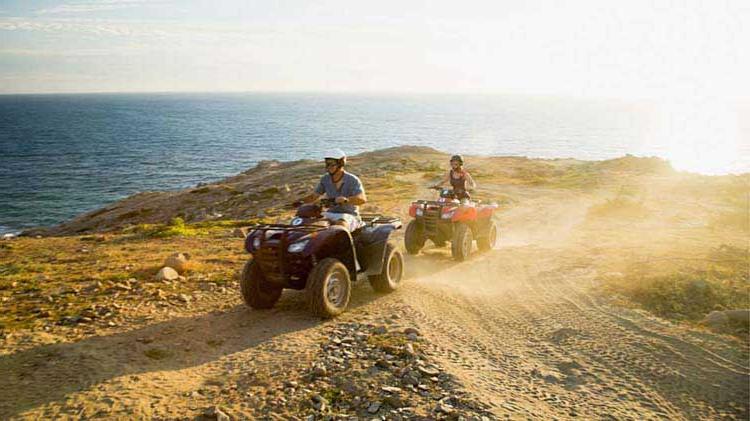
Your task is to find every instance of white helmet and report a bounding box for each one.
[323,148,347,166]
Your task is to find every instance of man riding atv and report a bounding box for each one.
[302,149,366,231]
[433,154,477,200]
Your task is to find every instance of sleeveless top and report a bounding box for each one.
[450,169,470,199]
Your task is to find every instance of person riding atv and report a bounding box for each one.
[301,149,366,231]
[433,154,476,200]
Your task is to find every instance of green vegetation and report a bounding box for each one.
[124,217,263,238]
[0,263,24,277]
[144,348,172,360]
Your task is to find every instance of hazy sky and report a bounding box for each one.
[0,0,748,98]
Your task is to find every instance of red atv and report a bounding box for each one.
[405,187,498,261]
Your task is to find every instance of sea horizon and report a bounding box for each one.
[1,92,747,234]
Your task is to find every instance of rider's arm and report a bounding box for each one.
[464,171,477,190]
[335,175,366,205]
[346,192,366,205]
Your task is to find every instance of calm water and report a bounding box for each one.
[1,93,747,234]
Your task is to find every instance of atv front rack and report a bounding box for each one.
[248,224,329,286]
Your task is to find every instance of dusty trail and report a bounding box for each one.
[386,243,749,420]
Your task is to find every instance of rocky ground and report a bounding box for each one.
[1,146,748,420]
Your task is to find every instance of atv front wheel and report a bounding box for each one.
[451,223,473,261]
[477,220,498,252]
[240,260,282,309]
[404,220,425,255]
[369,241,404,293]
[307,258,351,318]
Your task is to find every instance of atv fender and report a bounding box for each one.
[309,226,358,278]
[451,205,477,222]
[478,203,497,219]
[359,225,399,276]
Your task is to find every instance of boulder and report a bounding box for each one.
[156,267,179,281]
[164,252,191,274]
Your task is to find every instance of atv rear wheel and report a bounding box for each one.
[369,241,404,293]
[307,258,351,318]
[240,260,282,309]
[404,220,425,255]
[451,223,473,261]
[477,220,498,252]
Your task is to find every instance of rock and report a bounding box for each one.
[311,394,327,411]
[406,333,419,342]
[404,343,416,357]
[367,402,381,413]
[376,359,391,369]
[1,233,16,240]
[177,293,192,303]
[155,267,179,281]
[401,375,419,386]
[381,386,402,393]
[312,365,327,377]
[435,402,455,414]
[373,325,388,335]
[383,395,403,408]
[203,405,230,421]
[418,366,440,377]
[404,327,421,336]
[164,253,191,274]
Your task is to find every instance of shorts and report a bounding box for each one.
[323,212,363,231]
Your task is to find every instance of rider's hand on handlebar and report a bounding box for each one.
[334,196,349,205]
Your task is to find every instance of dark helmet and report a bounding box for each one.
[450,154,464,165]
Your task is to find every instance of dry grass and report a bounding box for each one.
[599,245,749,324]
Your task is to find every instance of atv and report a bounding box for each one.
[240,198,404,318]
[405,187,498,261]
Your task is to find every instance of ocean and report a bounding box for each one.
[1,92,747,234]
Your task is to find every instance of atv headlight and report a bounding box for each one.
[288,239,309,253]
[416,208,424,216]
[252,236,261,248]
[441,210,455,219]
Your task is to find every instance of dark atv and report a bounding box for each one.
[241,198,404,318]
[405,187,498,261]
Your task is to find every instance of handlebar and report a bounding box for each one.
[289,197,338,209]
[319,197,337,207]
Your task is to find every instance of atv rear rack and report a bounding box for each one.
[360,214,401,227]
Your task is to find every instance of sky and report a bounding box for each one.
[0,0,748,99]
